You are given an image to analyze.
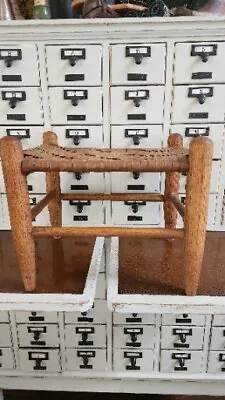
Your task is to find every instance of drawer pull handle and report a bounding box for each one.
[125,90,149,107]
[61,48,86,67]
[6,128,30,139]
[191,44,217,63]
[185,127,209,138]
[75,172,82,181]
[28,351,49,371]
[124,201,146,214]
[66,129,89,146]
[124,351,142,370]
[77,350,95,369]
[133,171,140,180]
[188,87,213,105]
[125,128,148,145]
[76,327,95,346]
[2,91,26,109]
[69,200,91,213]
[0,49,22,68]
[125,46,151,65]
[64,90,88,107]
[172,352,191,371]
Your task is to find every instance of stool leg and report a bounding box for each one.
[184,136,213,296]
[164,134,183,229]
[0,136,36,292]
[43,131,62,227]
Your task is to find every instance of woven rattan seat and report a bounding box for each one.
[0,131,213,297]
[22,145,189,174]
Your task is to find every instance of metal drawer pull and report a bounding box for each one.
[125,46,151,65]
[64,90,88,106]
[125,90,149,107]
[124,201,146,214]
[191,44,217,63]
[2,90,26,109]
[124,351,142,370]
[124,327,143,347]
[75,172,82,180]
[66,128,89,146]
[28,351,49,371]
[125,128,148,145]
[188,87,213,105]
[69,200,91,214]
[172,328,192,345]
[27,326,47,342]
[77,350,95,369]
[0,48,22,67]
[172,352,191,371]
[61,48,86,67]
[185,127,209,138]
[133,172,140,180]
[6,128,30,139]
[29,312,45,322]
[76,327,95,346]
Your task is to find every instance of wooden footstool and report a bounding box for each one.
[0,131,213,296]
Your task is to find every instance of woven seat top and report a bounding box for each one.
[22,144,189,174]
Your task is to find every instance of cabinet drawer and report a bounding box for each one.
[0,324,12,347]
[111,125,162,149]
[19,349,61,372]
[111,86,164,125]
[65,300,107,324]
[0,126,43,146]
[15,311,58,324]
[113,312,155,325]
[64,324,106,348]
[172,85,225,123]
[49,87,102,125]
[161,326,204,350]
[0,166,45,194]
[62,200,104,225]
[60,172,105,193]
[161,314,206,326]
[111,43,166,85]
[17,324,59,348]
[65,348,106,371]
[210,327,225,350]
[170,124,224,159]
[113,349,154,372]
[0,87,43,125]
[0,45,39,86]
[212,315,225,326]
[160,350,203,373]
[208,351,225,373]
[111,172,160,193]
[112,201,160,225]
[113,325,155,349]
[174,42,225,84]
[46,45,102,86]
[53,126,103,148]
[0,348,15,370]
[179,160,220,194]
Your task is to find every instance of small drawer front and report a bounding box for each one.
[0,312,9,323]
[111,86,164,125]
[111,172,160,193]
[60,172,105,193]
[53,126,103,148]
[212,315,225,326]
[113,349,154,372]
[0,87,43,125]
[0,126,43,147]
[111,125,162,149]
[17,324,59,348]
[0,348,15,370]
[113,325,155,349]
[160,350,203,373]
[112,201,160,225]
[19,349,61,372]
[65,300,107,324]
[0,324,12,347]
[62,200,104,225]
[64,325,106,348]
[113,312,155,325]
[177,194,216,227]
[210,327,225,350]
[111,43,166,85]
[161,314,206,326]
[174,42,225,84]
[208,351,225,373]
[170,124,224,159]
[66,348,106,371]
[15,311,58,324]
[172,85,225,123]
[179,160,220,194]
[46,45,102,86]
[0,166,45,194]
[49,87,102,125]
[161,326,204,350]
[0,45,39,86]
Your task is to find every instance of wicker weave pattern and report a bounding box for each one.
[22,144,189,174]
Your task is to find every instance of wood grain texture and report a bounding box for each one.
[43,131,62,228]
[61,193,164,202]
[167,193,185,219]
[164,134,183,229]
[31,191,56,220]
[0,136,36,292]
[184,136,213,296]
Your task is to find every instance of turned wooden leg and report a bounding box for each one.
[0,136,36,291]
[184,136,213,296]
[164,133,183,229]
[43,131,62,227]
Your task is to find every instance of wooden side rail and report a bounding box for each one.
[166,193,185,220]
[61,193,164,202]
[31,191,56,220]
